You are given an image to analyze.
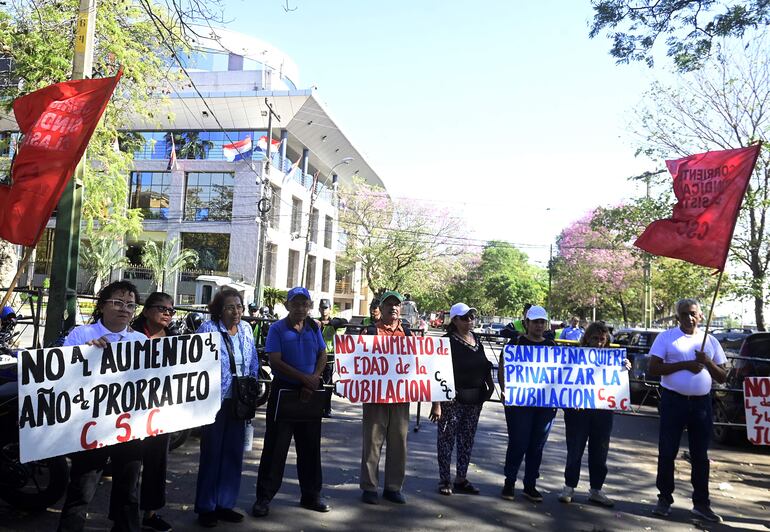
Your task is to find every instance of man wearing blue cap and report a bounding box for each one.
[252,287,330,518]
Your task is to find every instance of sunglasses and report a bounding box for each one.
[150,305,176,316]
[458,314,476,322]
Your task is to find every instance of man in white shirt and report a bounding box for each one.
[648,298,727,523]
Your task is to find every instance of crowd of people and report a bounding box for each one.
[52,280,729,531]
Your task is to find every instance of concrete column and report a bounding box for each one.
[279,129,288,169]
[301,147,309,187]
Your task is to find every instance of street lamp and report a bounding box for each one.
[300,157,353,288]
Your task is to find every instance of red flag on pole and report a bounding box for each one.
[634,145,761,270]
[0,70,122,246]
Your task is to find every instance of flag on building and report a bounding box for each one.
[256,135,282,153]
[634,144,762,270]
[167,135,178,170]
[0,69,123,246]
[282,157,301,184]
[223,136,252,162]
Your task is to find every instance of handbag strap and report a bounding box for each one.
[219,330,245,398]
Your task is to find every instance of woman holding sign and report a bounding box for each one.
[499,305,557,503]
[558,321,629,507]
[130,292,177,532]
[194,289,259,528]
[429,303,494,496]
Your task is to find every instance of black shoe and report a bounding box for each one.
[691,504,723,523]
[322,409,333,418]
[361,490,379,505]
[300,497,331,513]
[453,480,480,495]
[382,490,406,504]
[522,486,543,502]
[251,500,269,518]
[215,508,243,523]
[197,512,217,528]
[501,481,515,501]
[142,513,172,531]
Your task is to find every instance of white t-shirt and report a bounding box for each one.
[649,327,726,396]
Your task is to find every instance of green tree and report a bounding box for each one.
[80,237,128,295]
[263,287,288,314]
[629,41,770,329]
[142,237,198,292]
[590,0,770,70]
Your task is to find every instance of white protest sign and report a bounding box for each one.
[17,333,221,463]
[744,377,770,445]
[334,334,455,403]
[502,344,630,410]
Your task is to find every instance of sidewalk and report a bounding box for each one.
[2,395,768,531]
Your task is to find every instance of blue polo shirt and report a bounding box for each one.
[265,318,325,384]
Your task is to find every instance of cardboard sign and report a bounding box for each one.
[333,334,455,403]
[502,344,630,410]
[17,333,221,463]
[744,377,770,445]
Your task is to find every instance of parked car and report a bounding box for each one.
[712,332,770,444]
[484,323,507,344]
[612,328,663,402]
[712,329,754,355]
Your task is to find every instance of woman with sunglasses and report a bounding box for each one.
[129,292,177,532]
[194,288,259,528]
[429,303,494,496]
[58,281,148,532]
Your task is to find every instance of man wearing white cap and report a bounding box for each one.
[499,305,558,503]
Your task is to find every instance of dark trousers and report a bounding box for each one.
[503,406,556,488]
[194,400,246,514]
[656,388,713,506]
[437,401,483,483]
[58,440,142,532]
[140,433,170,512]
[256,385,323,503]
[563,409,614,490]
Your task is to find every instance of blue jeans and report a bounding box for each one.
[503,406,556,488]
[563,409,614,490]
[656,388,712,506]
[194,400,246,514]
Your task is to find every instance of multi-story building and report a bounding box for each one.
[1,27,382,314]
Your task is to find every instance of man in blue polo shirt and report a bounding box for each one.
[252,287,330,518]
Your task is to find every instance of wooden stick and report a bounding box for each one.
[0,246,34,309]
[700,268,725,351]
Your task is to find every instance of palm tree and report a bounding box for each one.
[81,237,128,295]
[142,237,199,292]
[263,287,288,314]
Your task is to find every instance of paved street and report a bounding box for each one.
[2,391,769,531]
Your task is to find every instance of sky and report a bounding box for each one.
[219,0,663,267]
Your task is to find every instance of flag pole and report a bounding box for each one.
[0,246,34,309]
[700,268,725,351]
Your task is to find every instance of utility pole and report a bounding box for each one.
[44,0,95,346]
[547,243,553,309]
[643,176,653,328]
[253,98,279,306]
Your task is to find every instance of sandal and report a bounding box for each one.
[438,481,452,496]
[453,479,480,495]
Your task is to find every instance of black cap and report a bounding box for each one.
[319,298,331,309]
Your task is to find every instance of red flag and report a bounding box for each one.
[634,145,761,270]
[0,70,122,246]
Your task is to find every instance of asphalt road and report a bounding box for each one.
[1,332,769,531]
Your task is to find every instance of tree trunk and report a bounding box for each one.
[618,295,628,327]
[755,293,766,331]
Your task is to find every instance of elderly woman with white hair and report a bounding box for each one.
[429,303,494,496]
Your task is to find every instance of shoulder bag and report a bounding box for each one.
[221,330,259,420]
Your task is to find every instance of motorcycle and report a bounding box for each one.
[0,318,69,512]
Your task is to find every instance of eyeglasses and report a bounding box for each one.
[224,304,245,313]
[105,299,138,312]
[150,305,176,316]
[458,314,476,322]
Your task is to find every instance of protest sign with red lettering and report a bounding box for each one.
[333,334,455,403]
[502,344,631,410]
[744,377,770,445]
[17,333,221,463]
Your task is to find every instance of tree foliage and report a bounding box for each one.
[630,40,770,329]
[142,237,198,292]
[80,237,128,295]
[337,179,464,296]
[590,0,770,70]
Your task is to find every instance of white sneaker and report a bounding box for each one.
[558,485,574,503]
[588,489,615,507]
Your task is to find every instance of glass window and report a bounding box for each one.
[287,249,299,288]
[291,197,303,234]
[305,255,316,291]
[181,232,230,272]
[269,186,281,229]
[265,244,277,286]
[321,260,331,292]
[33,228,54,275]
[310,209,319,244]
[132,130,267,161]
[129,172,171,220]
[324,216,333,248]
[184,172,234,221]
